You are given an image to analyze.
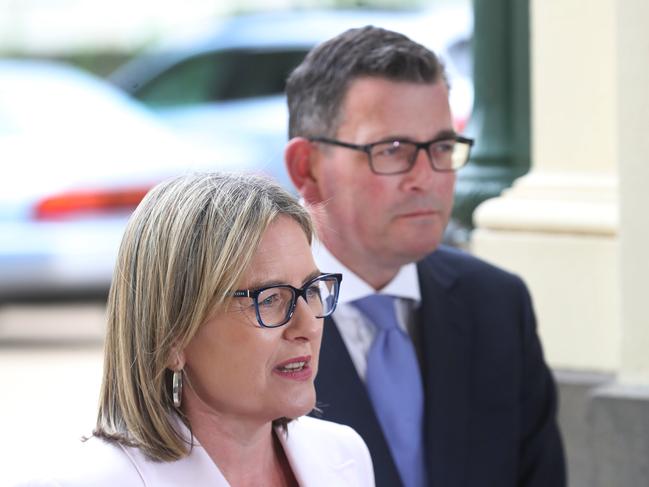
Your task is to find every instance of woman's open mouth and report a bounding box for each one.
[274,356,312,381]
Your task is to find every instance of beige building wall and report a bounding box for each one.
[471,0,649,381]
[616,0,649,385]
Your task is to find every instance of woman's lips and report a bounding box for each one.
[273,355,312,381]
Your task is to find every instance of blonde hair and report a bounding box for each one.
[94,172,313,461]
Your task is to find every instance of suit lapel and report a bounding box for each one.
[417,253,471,487]
[314,247,473,487]
[314,317,402,487]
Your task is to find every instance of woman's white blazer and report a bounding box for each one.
[13,416,375,487]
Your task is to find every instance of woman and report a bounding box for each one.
[20,173,374,486]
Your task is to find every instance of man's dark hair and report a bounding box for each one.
[286,25,447,139]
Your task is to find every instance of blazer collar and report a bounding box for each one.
[279,417,367,487]
[123,438,227,486]
[124,416,357,487]
[419,245,463,290]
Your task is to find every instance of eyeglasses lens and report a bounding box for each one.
[307,276,339,318]
[256,287,294,327]
[370,141,412,173]
[370,139,469,174]
[255,276,339,327]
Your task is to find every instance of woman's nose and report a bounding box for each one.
[284,297,322,340]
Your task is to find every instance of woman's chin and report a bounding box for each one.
[278,391,316,420]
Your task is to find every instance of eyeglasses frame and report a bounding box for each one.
[308,134,474,175]
[232,273,343,328]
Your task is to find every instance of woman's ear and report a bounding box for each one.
[284,137,322,204]
[167,346,186,371]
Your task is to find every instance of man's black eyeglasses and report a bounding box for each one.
[232,273,342,328]
[308,135,474,175]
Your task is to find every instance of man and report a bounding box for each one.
[284,26,565,487]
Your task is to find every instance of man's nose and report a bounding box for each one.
[404,146,436,188]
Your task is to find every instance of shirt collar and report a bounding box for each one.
[312,240,421,305]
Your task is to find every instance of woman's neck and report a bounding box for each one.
[183,395,297,486]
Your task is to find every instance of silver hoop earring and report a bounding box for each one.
[172,369,183,408]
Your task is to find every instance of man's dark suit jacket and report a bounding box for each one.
[314,246,566,487]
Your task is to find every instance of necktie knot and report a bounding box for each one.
[352,294,400,332]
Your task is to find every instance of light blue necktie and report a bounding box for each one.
[353,294,426,487]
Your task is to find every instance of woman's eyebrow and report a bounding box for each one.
[244,269,321,291]
[241,278,283,290]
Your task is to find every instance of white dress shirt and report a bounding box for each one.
[313,240,422,380]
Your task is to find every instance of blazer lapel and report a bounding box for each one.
[277,417,372,487]
[124,430,230,486]
[314,317,402,487]
[417,252,472,487]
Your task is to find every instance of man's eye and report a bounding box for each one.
[432,140,455,154]
[373,142,407,158]
[383,146,401,156]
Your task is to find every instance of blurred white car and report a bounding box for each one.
[110,7,473,158]
[0,59,267,300]
[1,8,473,300]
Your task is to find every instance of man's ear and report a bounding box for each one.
[285,137,322,204]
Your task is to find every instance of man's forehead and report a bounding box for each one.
[335,78,452,139]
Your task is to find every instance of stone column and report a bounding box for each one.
[470,0,649,485]
[471,0,620,373]
[587,3,649,484]
[615,0,649,387]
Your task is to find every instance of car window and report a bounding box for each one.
[0,62,165,136]
[136,48,309,107]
